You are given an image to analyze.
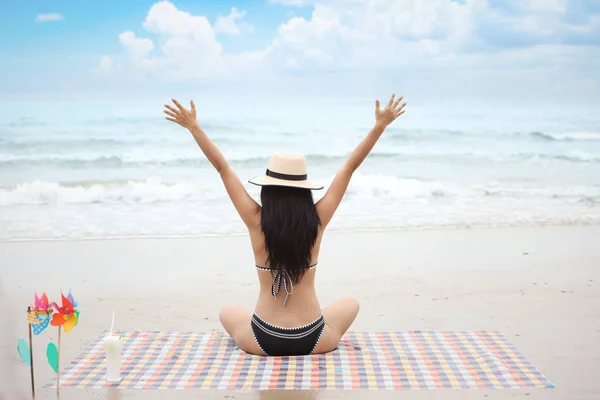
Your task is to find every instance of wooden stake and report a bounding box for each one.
[27,307,35,399]
[56,326,61,396]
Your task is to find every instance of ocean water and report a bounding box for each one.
[1,98,599,240]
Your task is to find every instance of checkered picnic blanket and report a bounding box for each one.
[45,330,554,390]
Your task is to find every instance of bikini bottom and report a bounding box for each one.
[250,313,325,356]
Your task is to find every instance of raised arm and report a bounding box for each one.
[164,99,261,228]
[316,94,406,227]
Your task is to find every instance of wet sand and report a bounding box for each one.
[1,226,599,399]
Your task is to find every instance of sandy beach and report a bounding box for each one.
[1,225,598,399]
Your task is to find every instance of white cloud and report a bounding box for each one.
[115,0,599,97]
[118,1,265,80]
[265,0,600,71]
[99,56,113,71]
[118,31,157,68]
[265,0,474,71]
[214,7,254,36]
[142,1,214,38]
[35,13,63,22]
[119,31,154,57]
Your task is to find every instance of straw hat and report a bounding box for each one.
[248,152,324,190]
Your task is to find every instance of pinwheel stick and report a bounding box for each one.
[56,326,61,396]
[27,307,36,399]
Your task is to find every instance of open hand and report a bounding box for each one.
[164,99,199,130]
[375,94,406,127]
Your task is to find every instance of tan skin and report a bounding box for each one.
[164,95,406,355]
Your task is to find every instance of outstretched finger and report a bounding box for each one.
[387,94,395,108]
[172,99,186,112]
[395,102,407,112]
[375,99,381,110]
[164,104,178,114]
[163,109,177,118]
[392,96,404,109]
[395,110,405,118]
[190,100,196,112]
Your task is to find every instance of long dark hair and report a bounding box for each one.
[260,185,321,284]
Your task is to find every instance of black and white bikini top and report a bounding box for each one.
[255,262,318,306]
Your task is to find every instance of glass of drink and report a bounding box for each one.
[103,335,122,382]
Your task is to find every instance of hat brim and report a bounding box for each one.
[248,175,324,190]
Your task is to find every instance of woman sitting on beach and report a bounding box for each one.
[164,94,407,356]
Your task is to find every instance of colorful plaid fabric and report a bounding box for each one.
[45,330,554,390]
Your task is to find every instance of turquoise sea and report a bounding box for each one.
[1,98,599,240]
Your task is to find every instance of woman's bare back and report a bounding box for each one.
[249,226,324,327]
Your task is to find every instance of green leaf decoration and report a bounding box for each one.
[47,342,59,373]
[17,339,31,366]
[75,310,80,326]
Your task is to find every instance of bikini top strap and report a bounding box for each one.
[272,269,292,306]
[255,262,318,271]
[255,262,318,306]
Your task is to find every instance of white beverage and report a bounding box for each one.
[103,335,122,382]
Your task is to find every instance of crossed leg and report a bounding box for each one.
[312,296,360,354]
[219,306,264,355]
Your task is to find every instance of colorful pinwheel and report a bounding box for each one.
[48,290,80,395]
[50,290,79,334]
[27,292,53,335]
[19,292,55,399]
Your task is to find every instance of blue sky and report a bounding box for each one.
[1,0,599,102]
